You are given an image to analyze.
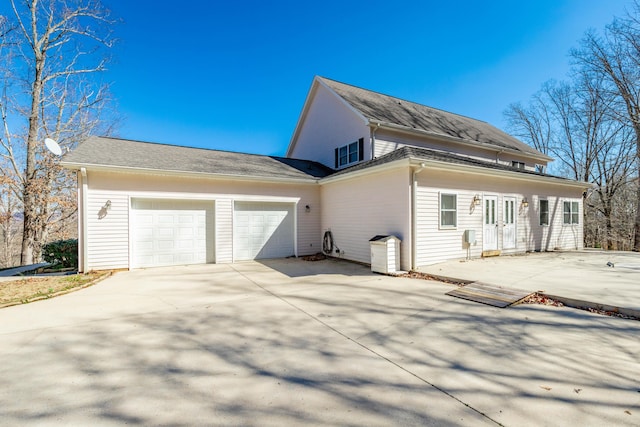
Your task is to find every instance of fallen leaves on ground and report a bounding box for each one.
[521,293,565,307]
[400,271,469,286]
[301,253,327,261]
[0,271,111,307]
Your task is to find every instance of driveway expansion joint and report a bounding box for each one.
[230,264,504,426]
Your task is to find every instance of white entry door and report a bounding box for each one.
[233,201,295,261]
[503,196,517,249]
[483,195,498,251]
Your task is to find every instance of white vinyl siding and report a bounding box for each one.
[289,83,370,169]
[215,199,233,263]
[414,169,584,267]
[320,167,411,271]
[86,190,129,271]
[416,187,481,266]
[82,171,320,270]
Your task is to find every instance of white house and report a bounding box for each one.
[61,76,589,272]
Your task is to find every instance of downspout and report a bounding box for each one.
[80,168,88,273]
[370,122,380,159]
[411,163,427,271]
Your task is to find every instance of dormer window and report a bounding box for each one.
[512,161,525,170]
[335,138,364,168]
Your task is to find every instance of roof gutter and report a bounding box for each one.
[319,158,410,184]
[409,158,592,189]
[60,162,321,185]
[370,121,554,163]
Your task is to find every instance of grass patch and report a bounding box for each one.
[0,271,112,307]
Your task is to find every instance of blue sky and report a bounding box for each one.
[28,1,640,155]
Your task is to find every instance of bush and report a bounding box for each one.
[43,239,78,269]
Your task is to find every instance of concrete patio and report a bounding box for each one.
[418,250,640,312]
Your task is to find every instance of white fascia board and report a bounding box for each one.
[374,121,554,163]
[285,78,319,158]
[319,158,410,185]
[413,159,591,189]
[316,78,369,125]
[60,162,319,185]
[130,192,300,203]
[286,77,370,157]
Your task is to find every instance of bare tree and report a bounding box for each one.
[505,72,635,250]
[0,0,118,265]
[571,1,640,251]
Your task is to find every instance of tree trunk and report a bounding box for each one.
[634,174,640,251]
[20,59,44,266]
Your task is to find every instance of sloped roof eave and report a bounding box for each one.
[317,149,589,189]
[286,77,368,157]
[408,158,590,189]
[369,121,554,163]
[61,162,321,185]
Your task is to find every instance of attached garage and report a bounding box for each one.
[63,137,329,272]
[233,201,295,261]
[131,199,215,268]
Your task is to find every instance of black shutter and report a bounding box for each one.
[334,147,339,168]
[358,138,364,161]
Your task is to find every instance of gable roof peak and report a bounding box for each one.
[316,76,551,161]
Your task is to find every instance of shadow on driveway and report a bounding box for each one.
[0,259,638,426]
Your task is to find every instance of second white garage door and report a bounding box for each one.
[233,201,295,261]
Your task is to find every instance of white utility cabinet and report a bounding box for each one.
[369,235,401,274]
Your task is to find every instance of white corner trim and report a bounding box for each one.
[80,167,88,273]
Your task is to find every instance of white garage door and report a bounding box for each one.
[233,201,295,261]
[131,199,213,268]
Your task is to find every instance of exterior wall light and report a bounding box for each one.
[98,200,112,220]
[472,195,481,206]
[305,204,311,212]
[521,197,529,208]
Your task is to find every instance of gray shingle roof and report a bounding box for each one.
[328,145,570,181]
[62,136,334,180]
[319,77,549,159]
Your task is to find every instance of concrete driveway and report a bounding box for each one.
[0,259,638,426]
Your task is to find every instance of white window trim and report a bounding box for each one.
[512,161,525,170]
[439,192,458,230]
[539,199,550,227]
[563,200,580,226]
[337,140,359,168]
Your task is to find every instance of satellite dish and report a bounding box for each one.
[44,138,62,156]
